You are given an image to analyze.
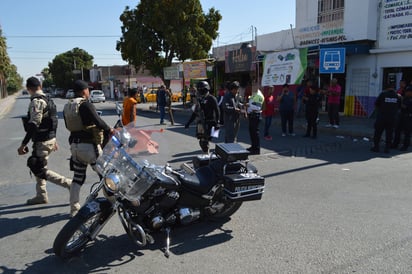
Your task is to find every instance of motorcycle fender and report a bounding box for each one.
[78,197,113,218]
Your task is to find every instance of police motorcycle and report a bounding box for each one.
[53,123,265,258]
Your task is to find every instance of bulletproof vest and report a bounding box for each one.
[28,94,58,141]
[63,97,87,132]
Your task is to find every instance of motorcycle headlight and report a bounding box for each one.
[104,173,120,192]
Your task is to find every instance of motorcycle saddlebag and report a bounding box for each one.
[223,173,264,201]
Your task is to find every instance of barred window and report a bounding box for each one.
[318,0,345,24]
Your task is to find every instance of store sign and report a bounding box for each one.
[379,0,412,48]
[295,21,347,47]
[183,61,207,80]
[225,46,256,73]
[261,48,308,86]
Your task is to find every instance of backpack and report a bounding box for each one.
[63,98,87,132]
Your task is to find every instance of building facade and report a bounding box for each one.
[213,0,412,117]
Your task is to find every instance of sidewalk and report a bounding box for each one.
[0,93,18,119]
[141,102,375,139]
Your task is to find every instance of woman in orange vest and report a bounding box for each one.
[122,88,138,126]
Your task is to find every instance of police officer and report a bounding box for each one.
[392,85,412,151]
[185,81,220,154]
[246,88,264,155]
[63,80,114,216]
[371,82,401,153]
[18,77,72,205]
[222,81,242,143]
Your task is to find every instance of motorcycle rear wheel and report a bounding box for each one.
[209,200,242,220]
[53,212,102,258]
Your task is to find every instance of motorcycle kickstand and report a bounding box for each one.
[163,227,171,258]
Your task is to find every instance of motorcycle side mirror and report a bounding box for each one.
[128,138,137,148]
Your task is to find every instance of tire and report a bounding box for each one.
[53,211,103,258]
[209,200,243,220]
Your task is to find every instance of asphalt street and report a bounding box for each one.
[1,95,412,273]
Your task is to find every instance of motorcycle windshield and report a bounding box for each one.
[95,122,170,200]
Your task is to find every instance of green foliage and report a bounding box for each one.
[48,47,94,89]
[0,28,23,95]
[116,0,221,79]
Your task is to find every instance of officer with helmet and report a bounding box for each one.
[185,81,220,154]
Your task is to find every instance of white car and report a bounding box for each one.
[89,90,106,103]
[65,89,75,99]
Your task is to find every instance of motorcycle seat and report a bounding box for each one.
[180,166,217,194]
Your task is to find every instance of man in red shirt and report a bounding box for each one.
[262,87,276,140]
[324,78,341,128]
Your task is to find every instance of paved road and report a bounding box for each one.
[1,96,412,273]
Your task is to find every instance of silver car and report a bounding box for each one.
[89,90,106,103]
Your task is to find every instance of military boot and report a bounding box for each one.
[70,183,82,217]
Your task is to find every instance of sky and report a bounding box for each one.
[0,0,296,81]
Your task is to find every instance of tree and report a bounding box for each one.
[48,48,93,89]
[116,0,221,84]
[0,28,22,96]
[41,67,53,89]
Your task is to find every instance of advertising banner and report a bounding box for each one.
[261,48,308,86]
[225,46,256,73]
[183,61,207,80]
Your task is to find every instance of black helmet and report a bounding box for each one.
[230,81,240,90]
[196,81,210,96]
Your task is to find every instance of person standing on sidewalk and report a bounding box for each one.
[323,78,341,128]
[245,87,264,155]
[18,77,72,205]
[222,81,242,143]
[391,85,412,151]
[262,87,276,140]
[392,79,407,147]
[63,80,114,216]
[277,84,296,136]
[303,83,322,139]
[371,82,401,153]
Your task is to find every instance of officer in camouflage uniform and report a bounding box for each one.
[18,77,72,205]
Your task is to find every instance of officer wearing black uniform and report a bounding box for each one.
[222,81,241,143]
[18,77,72,205]
[185,81,220,154]
[392,85,412,151]
[64,80,114,216]
[371,82,401,153]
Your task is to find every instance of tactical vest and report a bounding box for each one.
[63,97,87,132]
[26,94,58,141]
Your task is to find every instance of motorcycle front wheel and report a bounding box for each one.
[53,212,103,258]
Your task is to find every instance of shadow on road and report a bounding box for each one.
[0,203,69,239]
[16,220,233,273]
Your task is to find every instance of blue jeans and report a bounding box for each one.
[159,105,165,123]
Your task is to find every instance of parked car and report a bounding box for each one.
[22,90,28,95]
[89,90,106,103]
[171,91,191,102]
[54,88,65,98]
[65,89,75,99]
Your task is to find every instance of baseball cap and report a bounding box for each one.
[74,80,89,92]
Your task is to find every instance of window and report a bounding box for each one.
[317,0,345,24]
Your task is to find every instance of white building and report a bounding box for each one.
[214,0,412,117]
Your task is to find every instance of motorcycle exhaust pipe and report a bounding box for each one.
[128,221,147,247]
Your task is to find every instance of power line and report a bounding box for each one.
[5,35,120,38]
